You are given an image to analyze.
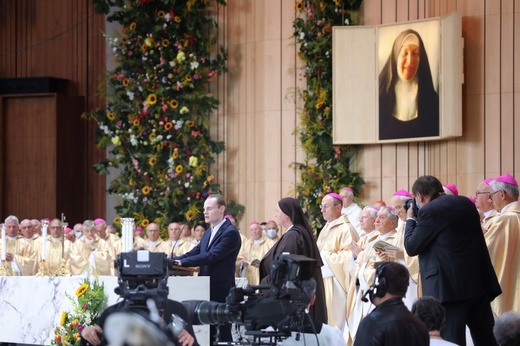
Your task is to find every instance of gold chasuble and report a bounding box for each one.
[5,237,35,276]
[317,214,359,331]
[485,202,520,316]
[69,237,112,275]
[176,237,197,256]
[42,238,72,275]
[238,236,272,286]
[345,230,398,345]
[147,238,171,254]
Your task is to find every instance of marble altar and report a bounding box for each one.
[0,276,210,345]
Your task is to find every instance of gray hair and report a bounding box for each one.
[4,215,19,225]
[380,206,399,224]
[82,219,96,231]
[493,311,520,346]
[490,180,520,200]
[362,206,378,218]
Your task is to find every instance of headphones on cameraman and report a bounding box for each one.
[361,262,391,303]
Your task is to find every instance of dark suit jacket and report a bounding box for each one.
[404,195,501,303]
[173,218,241,302]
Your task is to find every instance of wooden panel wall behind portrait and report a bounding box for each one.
[357,0,520,205]
[0,0,106,221]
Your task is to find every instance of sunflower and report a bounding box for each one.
[147,94,157,105]
[164,122,173,130]
[172,149,179,159]
[296,1,304,11]
[169,99,179,108]
[141,219,150,227]
[121,37,128,44]
[175,165,183,173]
[157,10,165,18]
[59,312,67,326]
[106,112,115,120]
[149,157,157,166]
[133,118,140,126]
[161,39,169,47]
[128,178,134,186]
[174,16,181,23]
[141,43,147,52]
[186,120,195,127]
[76,284,89,297]
[122,78,130,87]
[315,101,324,109]
[185,75,192,82]
[142,186,151,195]
[114,217,121,225]
[185,210,195,220]
[129,22,137,31]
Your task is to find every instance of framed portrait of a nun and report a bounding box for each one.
[332,12,462,144]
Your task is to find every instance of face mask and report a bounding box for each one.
[75,232,83,239]
[266,229,277,238]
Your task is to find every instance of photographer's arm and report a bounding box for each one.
[404,208,441,256]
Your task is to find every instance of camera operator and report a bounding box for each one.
[404,175,501,346]
[80,298,197,346]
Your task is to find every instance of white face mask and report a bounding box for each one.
[266,229,277,238]
[75,232,83,239]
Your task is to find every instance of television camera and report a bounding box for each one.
[183,254,317,345]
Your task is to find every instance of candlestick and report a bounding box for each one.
[121,218,135,253]
[41,220,49,261]
[1,224,6,261]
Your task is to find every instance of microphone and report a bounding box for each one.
[361,285,374,303]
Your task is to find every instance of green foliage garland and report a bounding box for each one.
[87,0,243,230]
[293,0,365,232]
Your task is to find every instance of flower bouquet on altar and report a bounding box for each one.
[51,277,107,346]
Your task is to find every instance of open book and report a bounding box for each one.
[373,240,402,252]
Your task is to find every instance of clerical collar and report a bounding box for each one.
[51,236,63,243]
[379,231,394,240]
[23,237,34,242]
[7,236,18,241]
[148,240,158,248]
[253,239,262,246]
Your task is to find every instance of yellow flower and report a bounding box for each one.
[157,10,165,18]
[129,22,137,31]
[73,333,81,340]
[141,43,148,52]
[144,37,154,47]
[175,165,183,174]
[164,122,173,130]
[296,1,304,11]
[315,102,324,109]
[172,149,179,159]
[174,16,181,23]
[149,157,157,166]
[335,0,341,5]
[121,37,128,44]
[169,99,179,108]
[106,112,115,120]
[189,156,198,167]
[114,217,121,225]
[141,219,150,227]
[142,186,151,195]
[161,39,169,47]
[185,210,195,220]
[185,75,192,82]
[59,312,67,326]
[207,174,214,182]
[122,78,129,87]
[147,94,157,105]
[111,136,121,146]
[133,118,140,126]
[186,120,195,127]
[76,284,89,297]
[71,319,79,327]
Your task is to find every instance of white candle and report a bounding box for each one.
[41,225,48,261]
[122,220,128,253]
[1,225,6,261]
[128,220,134,252]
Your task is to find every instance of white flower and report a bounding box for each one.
[184,182,190,188]
[345,18,350,25]
[130,135,138,146]
[175,120,184,130]
[127,90,134,100]
[299,32,305,40]
[190,61,199,70]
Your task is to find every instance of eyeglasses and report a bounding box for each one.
[488,190,502,199]
[474,191,490,197]
[320,203,340,210]
[50,226,62,230]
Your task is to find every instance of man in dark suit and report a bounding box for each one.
[404,175,501,346]
[172,194,242,342]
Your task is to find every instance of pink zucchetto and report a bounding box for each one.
[249,221,259,226]
[65,227,72,234]
[94,218,105,225]
[225,214,234,219]
[468,197,477,204]
[341,187,353,193]
[136,226,143,232]
[326,192,343,204]
[443,184,459,196]
[393,189,412,198]
[495,174,518,187]
[483,178,494,186]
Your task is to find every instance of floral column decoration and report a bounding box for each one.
[292,0,365,232]
[87,0,240,230]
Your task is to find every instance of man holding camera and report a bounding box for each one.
[404,175,501,346]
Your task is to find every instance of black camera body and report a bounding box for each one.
[183,254,317,342]
[403,198,419,217]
